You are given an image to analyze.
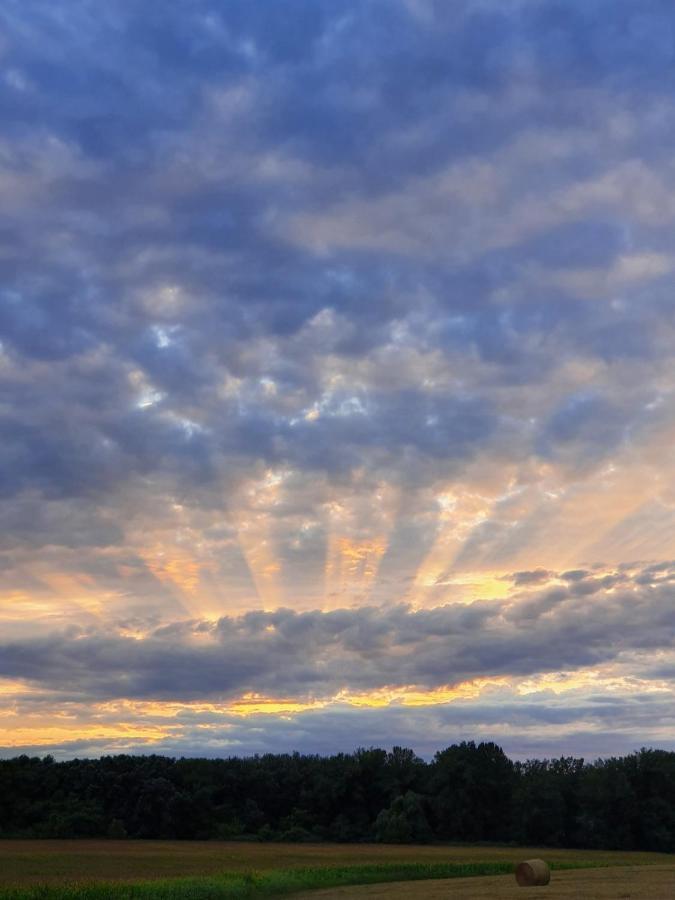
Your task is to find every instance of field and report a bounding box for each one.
[301,865,675,898]
[0,841,672,899]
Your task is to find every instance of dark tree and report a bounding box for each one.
[1,744,675,850]
[431,741,514,841]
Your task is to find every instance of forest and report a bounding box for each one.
[2,743,675,852]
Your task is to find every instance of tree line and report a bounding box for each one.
[2,742,675,851]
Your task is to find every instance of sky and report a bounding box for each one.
[2,0,675,762]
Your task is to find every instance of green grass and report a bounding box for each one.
[0,840,669,900]
[0,859,658,900]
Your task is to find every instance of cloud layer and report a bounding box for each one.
[2,0,675,757]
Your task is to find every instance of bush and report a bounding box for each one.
[107,819,127,839]
[375,792,432,844]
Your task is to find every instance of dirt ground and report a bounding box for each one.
[298,864,675,899]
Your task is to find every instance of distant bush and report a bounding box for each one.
[374,792,432,843]
[106,819,127,839]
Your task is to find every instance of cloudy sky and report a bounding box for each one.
[2,0,675,761]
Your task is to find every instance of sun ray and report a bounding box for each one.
[235,523,282,610]
[407,489,496,606]
[135,543,206,619]
[31,571,107,621]
[230,469,288,611]
[323,482,399,608]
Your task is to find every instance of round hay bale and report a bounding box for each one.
[515,858,551,886]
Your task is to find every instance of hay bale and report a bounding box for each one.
[515,858,551,886]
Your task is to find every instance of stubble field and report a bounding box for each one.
[301,863,675,899]
[0,841,672,899]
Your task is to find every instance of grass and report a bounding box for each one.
[0,841,670,899]
[0,863,517,899]
[0,861,639,900]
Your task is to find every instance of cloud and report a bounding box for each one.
[4,683,675,763]
[508,568,553,586]
[3,0,675,757]
[0,563,674,706]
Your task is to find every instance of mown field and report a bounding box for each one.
[0,841,671,899]
[301,864,675,899]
